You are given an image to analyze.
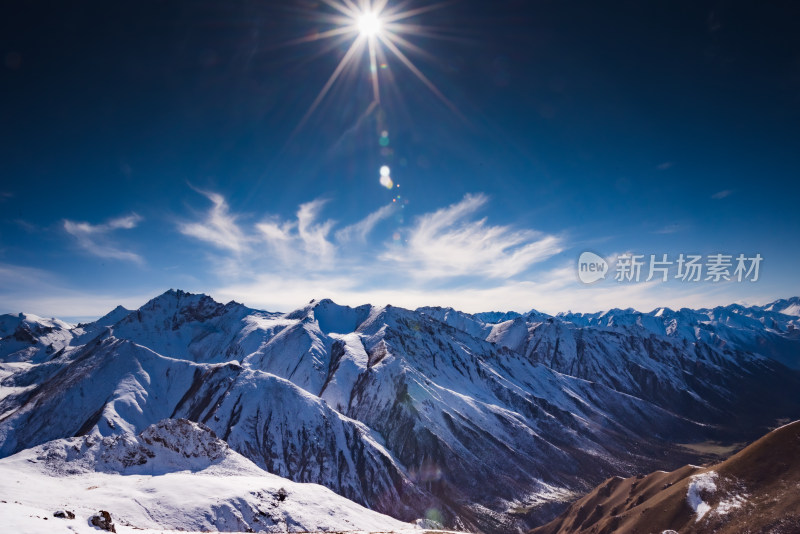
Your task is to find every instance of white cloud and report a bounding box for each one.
[335,203,396,243]
[383,193,563,279]
[254,199,337,269]
[172,191,786,316]
[296,199,335,261]
[211,263,768,315]
[63,213,144,264]
[178,190,249,253]
[178,190,341,273]
[180,191,565,291]
[711,189,733,200]
[0,255,786,320]
[654,223,685,234]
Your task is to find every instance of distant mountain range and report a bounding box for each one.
[1,290,799,533]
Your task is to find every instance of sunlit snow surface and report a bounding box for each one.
[1,500,468,534]
[0,419,417,533]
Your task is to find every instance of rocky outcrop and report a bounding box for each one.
[89,510,115,532]
[531,420,800,534]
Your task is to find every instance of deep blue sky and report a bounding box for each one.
[2,0,799,319]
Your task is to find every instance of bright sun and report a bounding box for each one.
[357,12,382,37]
[287,0,462,133]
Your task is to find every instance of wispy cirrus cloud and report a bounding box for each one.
[11,188,785,319]
[179,191,563,283]
[335,203,396,243]
[255,199,338,269]
[63,213,144,264]
[178,190,250,253]
[383,193,563,279]
[296,199,336,261]
[654,223,687,235]
[255,199,394,271]
[711,189,733,200]
[180,191,375,269]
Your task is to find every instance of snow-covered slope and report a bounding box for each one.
[1,290,799,533]
[0,334,428,523]
[761,296,800,317]
[0,418,415,533]
[0,312,75,364]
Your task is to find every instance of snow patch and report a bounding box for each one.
[715,493,747,516]
[506,480,577,511]
[687,471,718,521]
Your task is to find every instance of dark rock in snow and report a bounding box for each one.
[89,510,115,532]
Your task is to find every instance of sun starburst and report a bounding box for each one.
[288,0,462,134]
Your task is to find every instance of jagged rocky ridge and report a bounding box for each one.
[0,291,799,533]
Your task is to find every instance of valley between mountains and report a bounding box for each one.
[1,290,799,533]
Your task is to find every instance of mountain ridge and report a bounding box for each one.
[1,289,799,533]
[529,419,800,534]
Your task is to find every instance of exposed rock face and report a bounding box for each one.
[53,510,75,519]
[1,290,799,533]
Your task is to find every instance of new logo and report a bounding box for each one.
[577,251,608,284]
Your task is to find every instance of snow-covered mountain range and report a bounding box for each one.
[1,290,799,533]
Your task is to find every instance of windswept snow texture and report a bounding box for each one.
[0,418,415,533]
[1,290,799,533]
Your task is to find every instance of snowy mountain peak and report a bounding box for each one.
[129,289,251,331]
[108,304,129,315]
[0,313,72,338]
[308,298,372,334]
[141,289,220,313]
[763,296,800,316]
[83,305,131,329]
[416,305,490,338]
[473,310,523,324]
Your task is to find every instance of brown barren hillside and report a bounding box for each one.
[530,420,800,534]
